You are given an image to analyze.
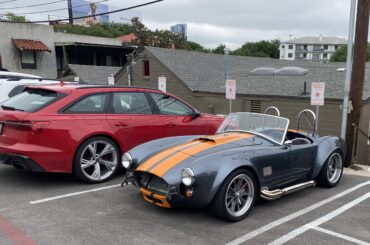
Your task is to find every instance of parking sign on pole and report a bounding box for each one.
[158,76,166,92]
[311,82,325,132]
[226,79,236,113]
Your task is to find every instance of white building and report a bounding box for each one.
[279,36,347,62]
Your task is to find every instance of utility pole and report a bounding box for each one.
[67,0,73,24]
[345,0,370,166]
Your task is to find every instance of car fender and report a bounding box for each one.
[189,150,258,206]
[312,136,345,179]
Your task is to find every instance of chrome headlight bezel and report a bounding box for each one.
[181,168,195,186]
[121,153,132,169]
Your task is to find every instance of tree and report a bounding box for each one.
[212,44,226,54]
[3,12,27,22]
[186,41,210,52]
[330,44,370,62]
[131,17,188,49]
[232,40,280,58]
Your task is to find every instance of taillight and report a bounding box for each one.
[5,121,50,133]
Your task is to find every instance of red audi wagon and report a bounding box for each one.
[0,84,223,183]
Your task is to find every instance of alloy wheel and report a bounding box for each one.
[327,152,343,184]
[80,140,118,181]
[225,173,255,217]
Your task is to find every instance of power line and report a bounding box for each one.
[1,0,163,23]
[0,0,66,10]
[0,0,18,4]
[14,0,108,15]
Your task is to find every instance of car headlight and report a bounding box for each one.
[181,168,195,186]
[121,153,132,169]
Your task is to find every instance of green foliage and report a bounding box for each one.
[232,39,280,59]
[212,44,227,54]
[131,17,188,49]
[4,12,27,22]
[330,44,370,62]
[186,41,210,52]
[54,22,134,38]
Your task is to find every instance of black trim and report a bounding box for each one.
[60,92,111,114]
[0,153,45,172]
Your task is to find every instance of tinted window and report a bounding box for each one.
[1,89,60,112]
[111,92,152,114]
[65,94,107,113]
[8,85,26,98]
[151,93,193,115]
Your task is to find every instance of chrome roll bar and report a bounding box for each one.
[264,106,280,117]
[297,109,317,137]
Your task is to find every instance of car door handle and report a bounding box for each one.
[114,122,128,127]
[165,123,176,128]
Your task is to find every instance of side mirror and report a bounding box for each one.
[284,140,292,146]
[192,111,201,119]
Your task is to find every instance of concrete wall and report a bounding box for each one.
[0,23,57,78]
[54,32,123,46]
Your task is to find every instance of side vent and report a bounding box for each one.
[250,100,262,113]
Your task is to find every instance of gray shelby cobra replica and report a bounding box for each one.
[121,108,345,222]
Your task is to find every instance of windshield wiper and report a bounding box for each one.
[0,105,24,111]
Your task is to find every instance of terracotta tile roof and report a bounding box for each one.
[12,38,51,52]
[117,33,137,43]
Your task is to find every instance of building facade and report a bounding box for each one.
[280,36,347,62]
[170,24,187,37]
[116,46,370,165]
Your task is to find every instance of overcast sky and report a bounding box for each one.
[1,0,367,49]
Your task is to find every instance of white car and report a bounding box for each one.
[0,76,76,103]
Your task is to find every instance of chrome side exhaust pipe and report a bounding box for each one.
[260,181,316,201]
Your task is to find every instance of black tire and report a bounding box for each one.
[316,151,343,187]
[211,169,257,222]
[74,136,121,184]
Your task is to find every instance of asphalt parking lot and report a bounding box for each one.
[0,165,369,245]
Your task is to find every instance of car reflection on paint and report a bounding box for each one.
[121,109,345,222]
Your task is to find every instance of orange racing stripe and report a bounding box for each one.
[150,133,253,177]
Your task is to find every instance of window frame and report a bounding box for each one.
[147,92,195,116]
[60,92,111,114]
[107,91,154,115]
[143,60,150,76]
[288,44,293,49]
[288,53,293,58]
[20,50,37,70]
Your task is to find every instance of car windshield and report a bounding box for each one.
[217,112,289,145]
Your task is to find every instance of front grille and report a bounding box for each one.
[137,172,169,196]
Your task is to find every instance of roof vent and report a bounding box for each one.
[274,66,308,76]
[249,67,277,76]
[337,68,346,72]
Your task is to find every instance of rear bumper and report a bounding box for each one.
[0,153,45,172]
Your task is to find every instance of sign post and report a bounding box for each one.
[108,74,115,86]
[226,79,236,113]
[311,82,325,132]
[158,76,166,92]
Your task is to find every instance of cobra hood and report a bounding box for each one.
[135,133,260,178]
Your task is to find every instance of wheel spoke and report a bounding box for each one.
[91,164,101,180]
[100,159,115,171]
[81,159,94,169]
[88,142,97,156]
[99,144,114,157]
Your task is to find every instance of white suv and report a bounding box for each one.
[0,72,75,103]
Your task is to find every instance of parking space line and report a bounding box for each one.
[225,180,370,245]
[268,192,370,245]
[29,184,121,204]
[312,227,370,245]
[0,214,36,245]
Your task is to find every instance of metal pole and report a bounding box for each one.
[127,63,131,86]
[315,105,319,133]
[340,0,356,139]
[67,0,73,24]
[224,47,231,113]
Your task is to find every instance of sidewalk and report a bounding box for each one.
[344,164,370,178]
